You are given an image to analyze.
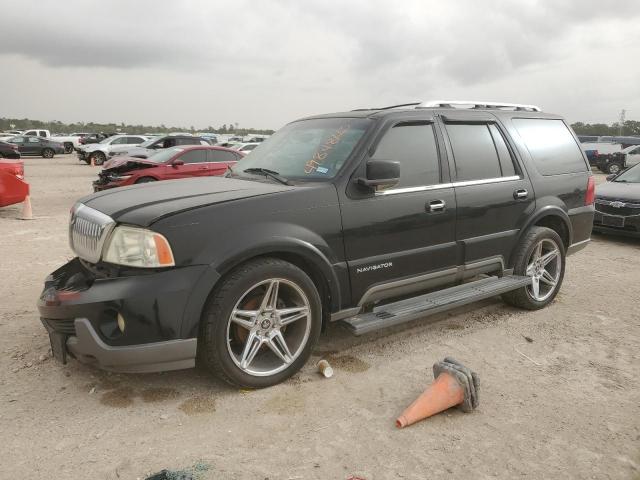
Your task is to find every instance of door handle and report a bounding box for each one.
[427,200,446,212]
[514,189,528,199]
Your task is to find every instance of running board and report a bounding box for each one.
[340,275,531,336]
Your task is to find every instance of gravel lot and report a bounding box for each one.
[1,155,639,479]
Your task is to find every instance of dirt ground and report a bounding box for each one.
[1,155,639,479]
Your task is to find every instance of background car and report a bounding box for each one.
[94,145,243,191]
[5,136,65,158]
[77,134,148,165]
[233,142,259,154]
[0,158,28,207]
[0,141,21,159]
[107,135,212,159]
[593,163,640,237]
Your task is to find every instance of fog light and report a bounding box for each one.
[117,313,126,333]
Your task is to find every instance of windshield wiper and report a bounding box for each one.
[243,167,291,185]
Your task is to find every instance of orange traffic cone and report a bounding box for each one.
[396,357,479,428]
[20,195,33,220]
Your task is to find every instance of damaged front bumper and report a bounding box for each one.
[37,258,206,373]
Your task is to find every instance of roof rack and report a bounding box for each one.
[351,102,422,112]
[418,100,541,112]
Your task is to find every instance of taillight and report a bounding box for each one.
[585,176,595,205]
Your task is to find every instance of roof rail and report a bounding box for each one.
[418,100,541,112]
[351,102,422,112]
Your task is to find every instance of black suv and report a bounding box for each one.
[38,101,595,388]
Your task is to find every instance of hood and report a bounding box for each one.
[596,181,640,201]
[103,155,158,170]
[80,176,295,226]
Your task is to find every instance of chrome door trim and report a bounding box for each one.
[375,175,521,196]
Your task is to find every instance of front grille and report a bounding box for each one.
[595,199,640,217]
[43,318,76,336]
[69,204,115,263]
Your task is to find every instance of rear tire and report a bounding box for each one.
[199,258,322,388]
[135,177,157,184]
[502,226,565,310]
[42,148,54,158]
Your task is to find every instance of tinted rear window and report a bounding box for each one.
[513,119,587,175]
[446,124,502,181]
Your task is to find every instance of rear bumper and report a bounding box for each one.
[38,258,210,373]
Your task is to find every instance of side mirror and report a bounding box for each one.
[357,159,400,188]
[172,159,184,167]
[606,174,615,181]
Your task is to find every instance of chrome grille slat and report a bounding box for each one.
[69,204,115,263]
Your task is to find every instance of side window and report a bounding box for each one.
[371,122,440,188]
[111,137,126,145]
[177,138,198,146]
[630,147,640,155]
[208,149,238,162]
[488,124,516,177]
[512,119,587,175]
[163,138,177,148]
[179,150,207,163]
[446,124,503,181]
[128,137,144,144]
[39,131,47,137]
[25,131,36,136]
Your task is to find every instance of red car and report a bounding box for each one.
[0,159,29,207]
[93,145,243,191]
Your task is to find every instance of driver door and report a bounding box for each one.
[340,115,458,305]
[165,149,208,179]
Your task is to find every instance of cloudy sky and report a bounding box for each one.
[1,0,638,130]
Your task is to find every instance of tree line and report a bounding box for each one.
[570,120,640,136]
[0,117,275,136]
[2,116,638,138]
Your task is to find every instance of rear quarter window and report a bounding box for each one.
[512,119,587,175]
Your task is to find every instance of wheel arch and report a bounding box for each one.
[511,207,572,266]
[180,239,341,338]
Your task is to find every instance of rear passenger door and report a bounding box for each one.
[206,149,239,176]
[440,115,534,268]
[341,116,458,305]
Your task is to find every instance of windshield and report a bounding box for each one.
[232,118,371,180]
[613,163,640,183]
[98,136,113,144]
[138,137,160,148]
[145,147,184,163]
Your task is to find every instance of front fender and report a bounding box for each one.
[179,236,343,339]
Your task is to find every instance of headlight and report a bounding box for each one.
[103,226,175,268]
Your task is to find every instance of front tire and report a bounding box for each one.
[606,162,623,175]
[42,148,54,158]
[199,258,322,388]
[91,152,106,165]
[63,142,73,154]
[135,177,157,184]
[502,226,565,310]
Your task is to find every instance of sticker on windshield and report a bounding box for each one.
[304,123,351,174]
[316,166,329,174]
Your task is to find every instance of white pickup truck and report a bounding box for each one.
[20,129,83,154]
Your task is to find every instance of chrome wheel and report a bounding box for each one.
[526,238,561,301]
[226,278,311,377]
